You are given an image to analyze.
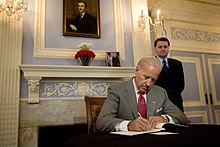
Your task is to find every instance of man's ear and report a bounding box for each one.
[135,67,138,72]
[134,67,139,76]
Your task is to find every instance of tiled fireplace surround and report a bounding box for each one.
[19,65,134,147]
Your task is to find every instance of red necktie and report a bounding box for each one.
[138,93,146,118]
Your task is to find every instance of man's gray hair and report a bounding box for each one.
[137,56,162,70]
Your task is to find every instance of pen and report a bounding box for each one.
[138,112,142,117]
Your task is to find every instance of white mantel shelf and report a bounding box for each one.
[19,64,135,78]
[19,64,135,104]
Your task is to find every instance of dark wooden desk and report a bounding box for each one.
[66,124,220,147]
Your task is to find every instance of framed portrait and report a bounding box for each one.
[106,52,121,67]
[63,0,101,38]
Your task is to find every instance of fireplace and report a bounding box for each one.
[19,65,134,147]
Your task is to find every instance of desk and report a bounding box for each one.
[66,124,220,147]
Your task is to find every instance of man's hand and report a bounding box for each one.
[128,116,152,132]
[128,115,166,132]
[69,24,77,31]
[149,116,166,128]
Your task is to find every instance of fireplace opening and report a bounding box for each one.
[38,124,87,147]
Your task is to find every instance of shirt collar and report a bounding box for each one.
[80,12,86,18]
[132,78,146,96]
[156,56,168,63]
[132,78,139,94]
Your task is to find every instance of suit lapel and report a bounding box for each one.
[167,58,174,76]
[123,80,138,117]
[146,87,159,117]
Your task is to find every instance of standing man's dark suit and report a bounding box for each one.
[155,58,185,112]
[154,37,185,112]
[112,53,120,66]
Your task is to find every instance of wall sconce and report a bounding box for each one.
[138,9,167,37]
[0,0,28,21]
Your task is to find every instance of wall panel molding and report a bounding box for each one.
[173,56,206,107]
[185,111,208,124]
[34,0,125,60]
[208,58,220,105]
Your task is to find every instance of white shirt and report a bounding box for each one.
[157,56,169,68]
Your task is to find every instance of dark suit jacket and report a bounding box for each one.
[68,12,97,34]
[112,56,120,66]
[155,58,185,111]
[96,79,189,132]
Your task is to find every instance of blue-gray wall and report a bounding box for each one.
[20,0,134,98]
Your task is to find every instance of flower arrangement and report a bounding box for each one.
[74,42,96,59]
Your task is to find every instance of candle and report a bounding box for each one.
[156,9,160,21]
[141,9,143,16]
[162,30,167,37]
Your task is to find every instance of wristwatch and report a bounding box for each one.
[161,115,169,123]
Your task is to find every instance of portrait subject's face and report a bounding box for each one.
[78,2,86,14]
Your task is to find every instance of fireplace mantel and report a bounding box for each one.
[19,64,135,78]
[19,64,135,103]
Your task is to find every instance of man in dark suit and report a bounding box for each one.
[154,37,185,112]
[96,57,189,132]
[112,52,120,66]
[68,1,97,34]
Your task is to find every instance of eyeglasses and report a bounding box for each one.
[157,45,169,49]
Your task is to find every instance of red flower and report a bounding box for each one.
[74,50,96,58]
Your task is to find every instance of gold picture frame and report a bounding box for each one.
[63,0,101,38]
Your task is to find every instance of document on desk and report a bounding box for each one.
[110,128,165,136]
[110,123,189,136]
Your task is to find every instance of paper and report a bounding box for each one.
[110,123,189,136]
[150,132,179,135]
[110,128,164,136]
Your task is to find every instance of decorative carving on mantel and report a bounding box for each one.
[25,77,42,104]
[19,64,135,104]
[42,82,110,97]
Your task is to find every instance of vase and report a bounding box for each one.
[77,56,93,66]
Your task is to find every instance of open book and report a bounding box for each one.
[110,123,189,136]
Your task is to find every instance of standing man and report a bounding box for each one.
[112,52,120,67]
[154,37,185,112]
[68,1,97,34]
[107,52,113,66]
[96,57,189,132]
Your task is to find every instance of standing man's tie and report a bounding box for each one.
[162,60,168,76]
[138,93,146,118]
